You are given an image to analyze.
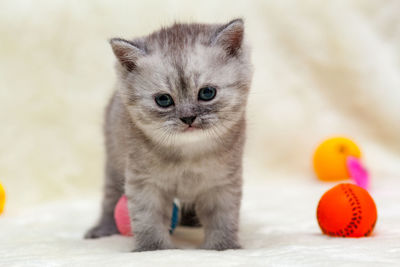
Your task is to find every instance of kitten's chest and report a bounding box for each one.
[153,156,227,202]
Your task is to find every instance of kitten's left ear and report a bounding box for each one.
[109,38,146,72]
[212,18,244,57]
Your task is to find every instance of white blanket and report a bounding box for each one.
[1,177,399,266]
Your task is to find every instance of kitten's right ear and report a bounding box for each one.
[212,19,244,57]
[109,38,146,72]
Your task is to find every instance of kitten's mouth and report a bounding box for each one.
[183,125,199,132]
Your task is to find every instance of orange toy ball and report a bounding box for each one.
[313,137,361,181]
[0,182,5,214]
[317,183,377,237]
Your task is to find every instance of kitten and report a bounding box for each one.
[85,18,253,251]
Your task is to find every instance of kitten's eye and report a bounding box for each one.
[198,86,217,101]
[155,94,174,108]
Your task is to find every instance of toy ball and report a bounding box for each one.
[114,195,132,236]
[0,182,5,214]
[114,195,179,236]
[317,183,377,237]
[313,137,361,181]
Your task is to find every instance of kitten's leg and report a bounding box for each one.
[126,172,174,251]
[84,165,124,239]
[196,184,242,250]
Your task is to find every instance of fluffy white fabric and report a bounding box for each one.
[0,0,399,266]
[1,178,399,266]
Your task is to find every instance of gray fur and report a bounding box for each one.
[85,19,253,251]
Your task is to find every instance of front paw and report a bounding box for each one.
[201,240,242,251]
[84,222,119,239]
[133,237,175,252]
[132,245,176,252]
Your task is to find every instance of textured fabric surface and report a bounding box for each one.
[0,0,400,266]
[0,178,399,266]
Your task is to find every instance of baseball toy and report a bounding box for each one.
[0,182,5,214]
[114,195,179,236]
[317,183,377,237]
[313,137,369,188]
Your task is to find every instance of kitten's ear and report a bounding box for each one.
[212,18,244,57]
[109,38,146,72]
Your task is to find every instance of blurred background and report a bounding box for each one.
[1,0,399,212]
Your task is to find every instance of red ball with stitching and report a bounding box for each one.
[317,183,377,237]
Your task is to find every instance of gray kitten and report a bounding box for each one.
[85,19,253,251]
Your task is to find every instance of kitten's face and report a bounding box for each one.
[112,20,252,147]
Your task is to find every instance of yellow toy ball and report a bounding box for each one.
[313,137,361,181]
[0,182,5,214]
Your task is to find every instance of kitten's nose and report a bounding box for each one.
[180,116,197,126]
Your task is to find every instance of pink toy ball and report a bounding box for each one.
[114,195,132,236]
